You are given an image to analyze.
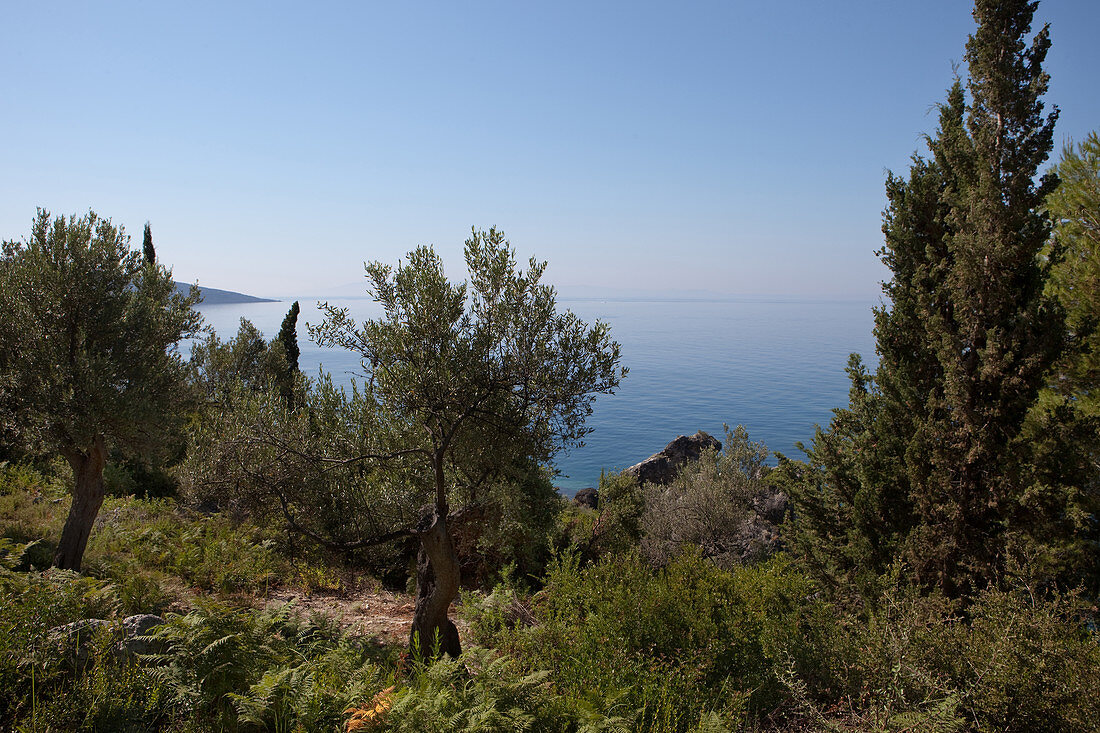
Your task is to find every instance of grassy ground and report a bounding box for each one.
[0,460,395,615]
[0,460,417,731]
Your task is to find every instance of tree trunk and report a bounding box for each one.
[53,435,108,571]
[409,509,462,658]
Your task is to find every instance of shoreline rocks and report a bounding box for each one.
[623,431,722,486]
[572,487,599,509]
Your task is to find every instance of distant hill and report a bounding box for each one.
[173,282,277,305]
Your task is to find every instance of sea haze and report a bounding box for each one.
[194,296,878,495]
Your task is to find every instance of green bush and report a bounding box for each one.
[146,600,388,731]
[0,564,392,732]
[30,635,175,733]
[780,582,1100,732]
[641,425,773,568]
[468,461,563,587]
[0,463,68,556]
[553,500,597,558]
[956,590,1100,731]
[477,551,823,731]
[0,460,59,497]
[104,460,140,498]
[588,470,645,557]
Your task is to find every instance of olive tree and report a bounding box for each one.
[189,317,289,401]
[0,210,201,570]
[310,228,625,655]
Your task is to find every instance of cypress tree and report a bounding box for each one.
[142,222,155,264]
[915,0,1061,596]
[785,0,1070,599]
[277,300,300,374]
[276,301,300,407]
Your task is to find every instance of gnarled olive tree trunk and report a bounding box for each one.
[53,435,108,571]
[409,448,462,658]
[410,509,462,658]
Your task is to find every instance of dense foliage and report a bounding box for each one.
[6,465,1093,733]
[641,425,773,568]
[1046,132,1100,418]
[780,0,1096,599]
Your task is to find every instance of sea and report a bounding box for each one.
[195,296,879,495]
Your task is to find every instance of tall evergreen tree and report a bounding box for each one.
[142,222,155,264]
[784,0,1072,599]
[1017,132,1100,591]
[277,300,301,374]
[275,301,301,408]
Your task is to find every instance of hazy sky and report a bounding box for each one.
[3,1,1097,298]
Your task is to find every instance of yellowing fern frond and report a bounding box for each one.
[344,685,396,731]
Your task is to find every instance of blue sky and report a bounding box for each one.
[2,1,1097,298]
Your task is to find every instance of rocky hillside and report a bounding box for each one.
[173,281,276,305]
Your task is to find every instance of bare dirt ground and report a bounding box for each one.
[264,588,470,645]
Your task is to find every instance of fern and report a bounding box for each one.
[230,664,318,732]
[688,711,734,733]
[884,693,967,733]
[385,647,574,732]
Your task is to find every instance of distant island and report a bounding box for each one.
[173,281,277,305]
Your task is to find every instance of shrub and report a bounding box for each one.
[469,461,563,587]
[231,643,391,733]
[0,558,124,725]
[481,551,824,731]
[104,458,179,499]
[0,564,392,732]
[780,581,1100,732]
[640,425,773,568]
[588,469,644,557]
[30,635,174,733]
[85,501,285,594]
[950,590,1100,731]
[0,462,69,556]
[0,460,59,497]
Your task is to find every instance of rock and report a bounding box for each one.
[624,431,722,485]
[572,487,599,509]
[732,514,783,565]
[751,487,788,524]
[118,614,165,657]
[122,613,164,637]
[48,614,166,666]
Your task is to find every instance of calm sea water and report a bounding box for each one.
[195,296,878,494]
